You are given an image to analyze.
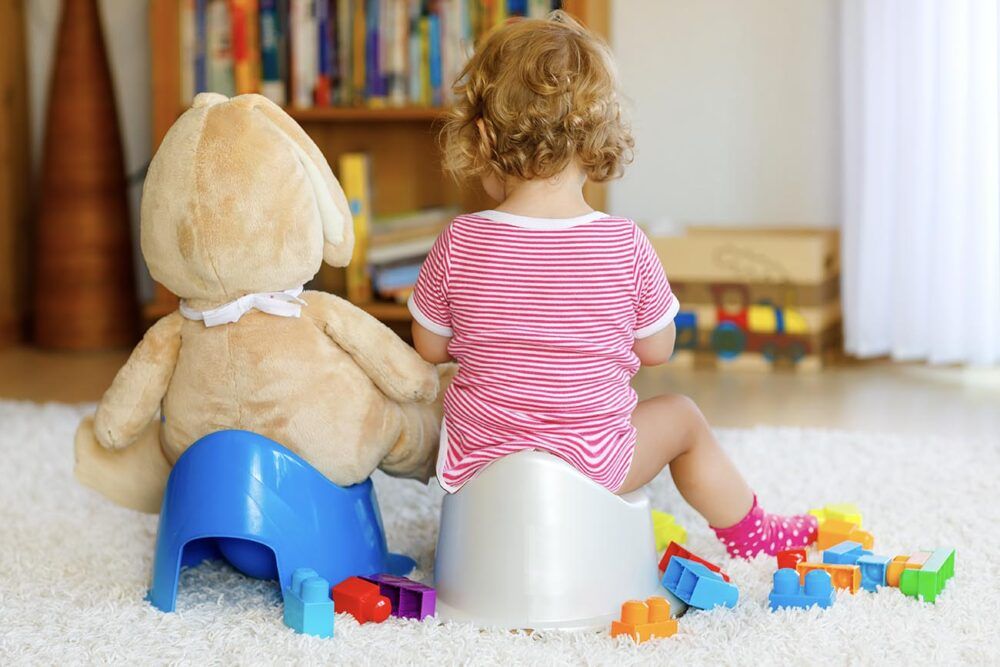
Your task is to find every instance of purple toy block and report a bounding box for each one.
[361,574,436,620]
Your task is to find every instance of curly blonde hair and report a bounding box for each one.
[440,11,634,184]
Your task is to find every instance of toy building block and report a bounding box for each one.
[809,503,862,527]
[283,568,334,638]
[816,519,874,551]
[610,597,678,643]
[857,554,891,592]
[651,510,688,551]
[768,568,835,611]
[886,552,932,587]
[823,541,872,566]
[360,574,436,620]
[662,556,739,610]
[899,548,956,603]
[658,541,731,582]
[796,562,861,593]
[776,548,807,571]
[331,576,391,623]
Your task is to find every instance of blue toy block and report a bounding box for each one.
[283,568,334,638]
[823,541,872,566]
[662,556,739,610]
[857,554,891,592]
[768,568,835,611]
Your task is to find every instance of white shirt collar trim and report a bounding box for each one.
[474,209,608,230]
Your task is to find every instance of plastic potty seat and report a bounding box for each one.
[148,430,414,612]
[434,451,685,630]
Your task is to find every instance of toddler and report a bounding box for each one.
[408,12,815,558]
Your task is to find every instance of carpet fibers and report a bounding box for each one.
[0,401,997,665]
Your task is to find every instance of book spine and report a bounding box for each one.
[290,0,317,107]
[315,0,331,105]
[195,0,208,93]
[339,153,373,303]
[206,0,236,96]
[180,0,196,103]
[428,13,441,107]
[259,0,286,104]
[418,16,430,106]
[508,0,527,16]
[230,0,252,94]
[337,0,352,105]
[352,0,366,104]
[407,1,421,104]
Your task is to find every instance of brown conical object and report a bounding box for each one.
[33,0,137,349]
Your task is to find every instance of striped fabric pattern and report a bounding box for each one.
[409,210,678,492]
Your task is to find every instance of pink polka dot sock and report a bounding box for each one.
[711,495,818,559]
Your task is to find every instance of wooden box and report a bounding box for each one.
[651,227,842,371]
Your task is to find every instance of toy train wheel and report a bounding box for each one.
[761,341,778,362]
[711,322,746,359]
[786,341,807,362]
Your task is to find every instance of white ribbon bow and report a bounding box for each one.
[179,286,306,327]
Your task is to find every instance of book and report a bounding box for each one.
[180,0,197,102]
[290,0,317,107]
[339,153,373,303]
[194,0,208,93]
[315,0,333,104]
[259,0,287,103]
[368,236,438,265]
[206,0,236,96]
[371,262,423,293]
[230,0,260,94]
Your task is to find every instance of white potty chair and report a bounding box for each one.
[434,451,686,630]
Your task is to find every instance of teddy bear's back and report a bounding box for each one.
[159,310,405,486]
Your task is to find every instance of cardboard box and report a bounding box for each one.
[653,226,842,371]
[652,227,839,286]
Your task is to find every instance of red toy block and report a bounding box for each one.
[776,548,807,570]
[331,576,391,623]
[658,541,731,582]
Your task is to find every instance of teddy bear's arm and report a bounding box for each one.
[93,312,184,450]
[305,291,439,403]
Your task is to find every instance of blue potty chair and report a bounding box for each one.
[148,430,415,612]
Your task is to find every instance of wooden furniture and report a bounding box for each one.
[146,0,610,325]
[33,0,138,350]
[0,0,30,347]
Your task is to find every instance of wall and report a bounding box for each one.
[608,0,840,231]
[27,0,153,298]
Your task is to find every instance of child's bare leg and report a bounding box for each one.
[618,394,752,527]
[619,393,819,558]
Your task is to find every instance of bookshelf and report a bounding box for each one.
[147,0,610,326]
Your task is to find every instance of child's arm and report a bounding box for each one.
[634,322,676,366]
[412,322,453,363]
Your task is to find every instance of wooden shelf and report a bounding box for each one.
[358,300,412,321]
[288,106,448,123]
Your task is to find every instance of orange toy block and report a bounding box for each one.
[886,553,931,587]
[816,519,874,551]
[797,562,861,593]
[610,597,678,643]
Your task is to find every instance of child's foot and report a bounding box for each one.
[711,495,818,559]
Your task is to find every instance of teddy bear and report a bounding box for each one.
[74,93,446,514]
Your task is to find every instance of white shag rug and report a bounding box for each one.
[0,401,997,666]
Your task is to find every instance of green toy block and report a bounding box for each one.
[651,510,687,551]
[899,548,955,603]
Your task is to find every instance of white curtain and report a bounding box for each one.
[841,0,1000,365]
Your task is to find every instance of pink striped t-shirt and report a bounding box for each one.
[408,210,678,493]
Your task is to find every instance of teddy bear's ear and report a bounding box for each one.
[234,95,355,267]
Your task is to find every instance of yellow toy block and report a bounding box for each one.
[808,503,863,528]
[651,510,687,551]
